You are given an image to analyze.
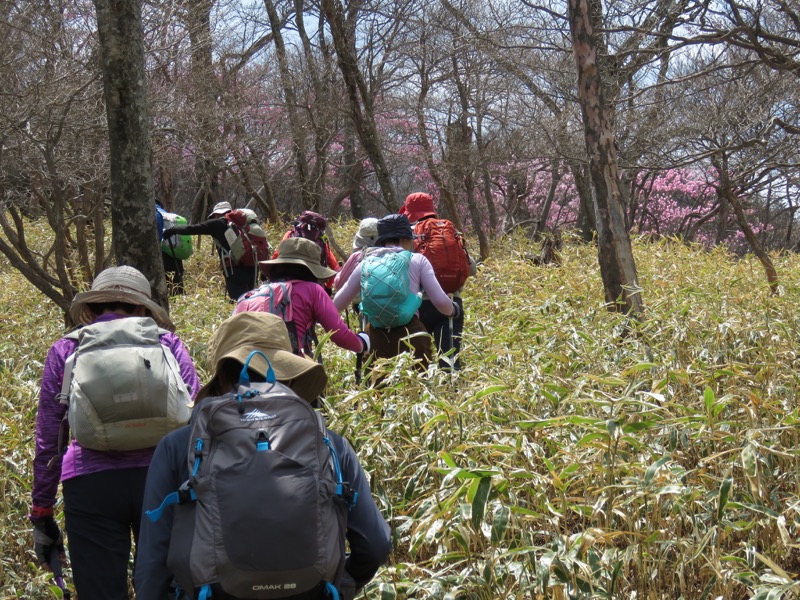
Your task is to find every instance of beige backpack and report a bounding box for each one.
[60,317,191,451]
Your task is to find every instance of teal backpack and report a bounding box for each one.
[360,248,422,329]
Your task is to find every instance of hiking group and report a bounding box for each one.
[29,192,473,599]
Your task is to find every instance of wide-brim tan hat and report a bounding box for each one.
[197,312,327,403]
[69,265,174,331]
[259,237,336,280]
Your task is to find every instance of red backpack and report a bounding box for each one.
[224,209,270,267]
[413,218,471,294]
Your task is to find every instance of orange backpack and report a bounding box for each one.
[413,218,471,294]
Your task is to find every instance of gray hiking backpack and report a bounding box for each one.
[59,317,192,451]
[146,351,355,600]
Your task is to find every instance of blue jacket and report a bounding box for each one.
[135,419,392,599]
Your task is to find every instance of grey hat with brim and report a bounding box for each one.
[197,312,326,403]
[259,237,337,280]
[69,265,174,331]
[352,217,379,249]
[208,200,233,218]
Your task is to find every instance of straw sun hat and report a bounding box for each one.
[69,265,174,331]
[197,312,326,403]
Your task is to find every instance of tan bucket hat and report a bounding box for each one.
[197,312,327,403]
[69,265,174,331]
[259,237,337,280]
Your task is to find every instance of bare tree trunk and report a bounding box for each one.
[534,158,563,238]
[264,0,313,210]
[187,0,220,224]
[321,0,397,210]
[712,159,779,294]
[94,0,167,309]
[451,55,490,261]
[342,126,365,220]
[568,0,643,316]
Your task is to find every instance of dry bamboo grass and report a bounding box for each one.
[2,224,799,599]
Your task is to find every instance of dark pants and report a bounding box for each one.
[367,316,432,375]
[62,467,148,600]
[162,252,185,296]
[225,265,260,301]
[418,297,464,370]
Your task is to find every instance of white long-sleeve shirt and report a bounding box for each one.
[333,246,455,317]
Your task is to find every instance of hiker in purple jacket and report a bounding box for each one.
[30,266,200,600]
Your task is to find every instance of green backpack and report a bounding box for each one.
[158,207,193,260]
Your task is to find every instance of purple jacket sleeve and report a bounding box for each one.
[32,338,75,508]
[160,332,201,400]
[334,251,362,292]
[332,266,362,312]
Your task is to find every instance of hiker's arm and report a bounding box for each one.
[335,435,392,590]
[32,339,73,509]
[164,218,230,249]
[332,267,360,312]
[135,430,187,599]
[161,333,201,400]
[334,252,360,292]
[313,287,365,353]
[415,255,457,316]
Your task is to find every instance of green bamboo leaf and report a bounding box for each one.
[643,456,670,486]
[491,504,510,542]
[474,384,508,399]
[703,387,716,413]
[470,477,492,529]
[717,477,732,521]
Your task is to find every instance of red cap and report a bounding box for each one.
[401,192,437,223]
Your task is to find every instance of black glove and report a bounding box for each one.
[450,302,461,320]
[32,516,65,569]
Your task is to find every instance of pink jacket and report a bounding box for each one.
[235,280,365,354]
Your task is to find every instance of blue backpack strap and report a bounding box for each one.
[238,350,276,387]
[198,584,212,599]
[325,581,341,600]
[324,436,358,510]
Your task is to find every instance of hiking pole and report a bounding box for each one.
[49,547,71,599]
[355,308,368,385]
[445,294,456,374]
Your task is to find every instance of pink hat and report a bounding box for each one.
[400,192,437,223]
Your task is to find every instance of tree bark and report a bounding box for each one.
[568,0,643,316]
[94,0,167,308]
[321,0,398,210]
